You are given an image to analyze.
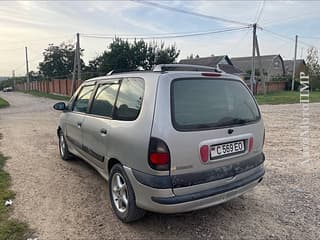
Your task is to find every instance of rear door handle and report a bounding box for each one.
[77,122,82,128]
[100,128,107,135]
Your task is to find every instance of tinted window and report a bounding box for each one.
[73,85,95,113]
[172,79,260,130]
[91,83,119,117]
[114,78,144,121]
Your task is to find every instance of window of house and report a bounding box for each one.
[273,60,280,69]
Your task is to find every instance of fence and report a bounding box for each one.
[15,79,82,96]
[246,81,287,94]
[15,79,287,97]
[258,81,287,94]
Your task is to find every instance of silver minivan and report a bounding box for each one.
[54,64,265,222]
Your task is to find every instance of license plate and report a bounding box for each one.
[210,140,245,159]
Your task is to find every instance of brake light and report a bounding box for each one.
[200,145,209,163]
[249,137,254,152]
[201,72,221,77]
[148,138,170,171]
[150,153,169,165]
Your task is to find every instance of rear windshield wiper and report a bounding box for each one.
[215,117,252,126]
[186,118,255,130]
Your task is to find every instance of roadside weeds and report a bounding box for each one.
[23,90,70,101]
[0,97,9,109]
[0,152,33,240]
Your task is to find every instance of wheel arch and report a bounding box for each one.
[108,158,122,174]
[57,126,62,136]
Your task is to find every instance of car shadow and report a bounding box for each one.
[64,156,264,239]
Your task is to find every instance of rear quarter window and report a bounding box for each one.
[171,78,260,131]
[114,78,145,121]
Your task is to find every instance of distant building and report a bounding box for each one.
[283,59,306,78]
[231,55,285,81]
[179,55,245,77]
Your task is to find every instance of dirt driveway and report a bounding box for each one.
[0,92,319,240]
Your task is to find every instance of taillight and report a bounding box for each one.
[200,145,209,163]
[262,129,265,147]
[248,137,254,152]
[148,137,170,171]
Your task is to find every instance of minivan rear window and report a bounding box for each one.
[171,78,260,131]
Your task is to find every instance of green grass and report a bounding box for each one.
[255,91,320,105]
[0,97,9,109]
[0,153,32,239]
[24,90,70,101]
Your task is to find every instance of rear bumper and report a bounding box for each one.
[124,154,265,214]
[151,166,264,205]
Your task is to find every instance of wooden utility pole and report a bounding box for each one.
[291,35,298,91]
[12,70,16,90]
[255,34,266,95]
[71,47,77,95]
[250,24,257,94]
[25,46,30,91]
[76,32,81,82]
[71,33,81,95]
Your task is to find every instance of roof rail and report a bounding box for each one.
[106,70,115,76]
[106,67,145,76]
[152,64,221,73]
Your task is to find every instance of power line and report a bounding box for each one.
[2,34,74,47]
[82,27,251,40]
[229,28,251,54]
[81,28,243,38]
[0,46,25,52]
[299,36,320,40]
[261,27,320,54]
[256,0,266,23]
[131,0,251,27]
[262,28,294,42]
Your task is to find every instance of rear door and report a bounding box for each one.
[152,74,264,196]
[81,80,120,169]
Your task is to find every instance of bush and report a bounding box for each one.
[285,80,300,91]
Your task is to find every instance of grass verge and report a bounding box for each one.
[255,91,320,105]
[0,152,32,239]
[24,90,70,101]
[0,97,9,109]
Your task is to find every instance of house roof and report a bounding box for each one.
[283,59,306,73]
[179,55,228,67]
[179,55,244,74]
[231,54,284,73]
[218,64,244,74]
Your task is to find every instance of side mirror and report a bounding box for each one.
[53,102,66,111]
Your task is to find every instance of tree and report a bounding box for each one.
[87,38,180,74]
[38,42,85,79]
[152,42,180,66]
[306,47,320,90]
[306,47,320,77]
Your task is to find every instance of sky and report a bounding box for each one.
[1,0,320,76]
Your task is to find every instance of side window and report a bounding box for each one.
[114,78,144,121]
[90,83,119,117]
[73,85,95,113]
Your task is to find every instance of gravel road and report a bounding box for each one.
[0,92,319,240]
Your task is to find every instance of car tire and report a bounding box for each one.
[109,164,145,223]
[58,130,72,161]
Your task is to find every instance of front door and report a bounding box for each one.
[65,84,96,156]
